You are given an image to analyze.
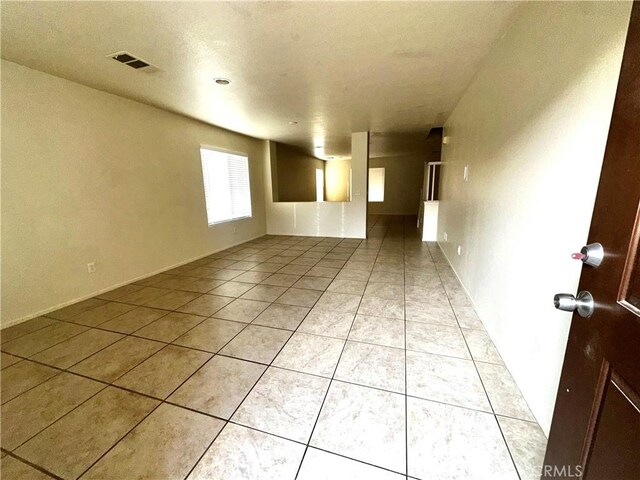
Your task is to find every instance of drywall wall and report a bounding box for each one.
[325,159,351,202]
[368,154,426,215]
[274,142,325,202]
[437,1,632,434]
[265,133,368,238]
[1,60,268,326]
[368,133,441,215]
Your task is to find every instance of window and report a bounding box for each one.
[368,167,385,202]
[316,168,324,202]
[200,147,252,225]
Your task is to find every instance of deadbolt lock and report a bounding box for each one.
[571,242,604,268]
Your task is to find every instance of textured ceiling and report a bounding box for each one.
[0,1,519,158]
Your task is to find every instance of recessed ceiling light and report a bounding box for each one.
[214,78,231,85]
[289,121,298,125]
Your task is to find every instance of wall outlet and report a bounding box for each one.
[457,245,463,256]
[463,165,469,182]
[233,226,237,234]
[87,262,96,274]
[443,232,448,241]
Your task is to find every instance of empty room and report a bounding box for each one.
[1,1,638,479]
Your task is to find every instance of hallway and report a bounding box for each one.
[1,215,546,479]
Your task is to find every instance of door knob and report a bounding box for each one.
[554,291,595,318]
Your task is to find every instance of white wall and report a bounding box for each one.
[264,133,368,238]
[1,60,268,327]
[437,2,632,434]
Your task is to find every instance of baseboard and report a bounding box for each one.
[265,230,365,240]
[2,233,266,329]
[436,240,545,433]
[435,240,484,317]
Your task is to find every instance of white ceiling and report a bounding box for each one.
[0,1,519,158]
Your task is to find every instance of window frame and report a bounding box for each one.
[199,145,253,227]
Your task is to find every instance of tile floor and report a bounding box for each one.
[0,215,547,479]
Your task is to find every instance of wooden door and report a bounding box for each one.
[544,4,640,480]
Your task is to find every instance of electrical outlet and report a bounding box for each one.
[87,262,96,274]
[233,226,237,234]
[457,245,462,256]
[443,232,448,241]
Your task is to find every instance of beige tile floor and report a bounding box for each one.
[0,215,547,480]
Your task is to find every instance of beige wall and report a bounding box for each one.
[274,142,325,202]
[437,1,631,434]
[1,60,268,326]
[368,154,426,215]
[265,134,368,238]
[325,160,351,202]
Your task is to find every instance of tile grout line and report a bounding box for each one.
[0,449,65,480]
[0,320,62,347]
[5,340,526,455]
[293,236,375,479]
[2,225,537,478]
[75,307,258,480]
[7,380,112,454]
[100,238,344,480]
[0,236,324,476]
[430,241,523,480]
[403,219,410,479]
[0,330,215,477]
[182,237,359,480]
[3,264,360,372]
[5,255,355,369]
[78,236,329,480]
[2,320,231,460]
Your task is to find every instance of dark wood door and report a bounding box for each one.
[544,4,640,480]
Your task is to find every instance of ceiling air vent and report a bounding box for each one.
[108,51,152,70]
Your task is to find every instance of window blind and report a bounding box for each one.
[200,147,252,225]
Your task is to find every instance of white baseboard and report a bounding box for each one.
[2,233,266,329]
[436,240,545,433]
[435,240,483,316]
[265,230,365,240]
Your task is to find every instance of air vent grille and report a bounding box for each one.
[108,51,151,70]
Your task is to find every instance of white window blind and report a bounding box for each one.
[200,147,252,225]
[368,167,385,202]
